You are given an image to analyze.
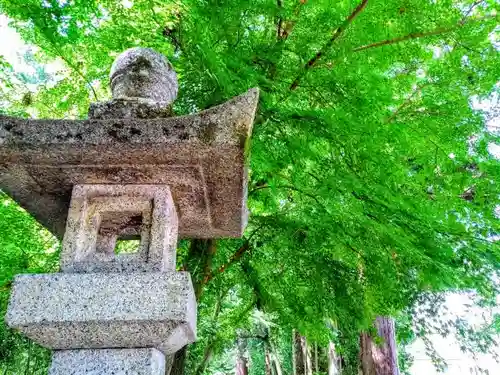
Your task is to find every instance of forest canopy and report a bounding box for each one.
[0,0,498,374]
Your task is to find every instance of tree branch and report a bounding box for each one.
[353,27,455,53]
[57,52,99,101]
[278,0,308,41]
[464,0,484,18]
[47,42,99,101]
[202,240,217,285]
[352,14,495,53]
[190,239,217,300]
[385,83,428,124]
[277,0,284,40]
[194,288,229,375]
[289,0,369,90]
[201,225,265,285]
[250,184,327,212]
[203,240,251,285]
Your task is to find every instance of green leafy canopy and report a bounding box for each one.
[0,0,498,373]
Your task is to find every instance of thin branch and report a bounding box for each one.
[385,83,428,124]
[221,241,250,272]
[194,342,215,375]
[277,0,284,40]
[278,0,308,41]
[345,242,368,262]
[249,184,325,210]
[231,15,244,48]
[202,240,217,286]
[353,27,455,53]
[453,39,485,55]
[46,41,99,101]
[464,0,484,18]
[203,241,250,285]
[306,171,322,182]
[249,184,272,195]
[279,184,324,207]
[194,288,229,375]
[352,14,496,53]
[202,225,264,285]
[289,0,369,90]
[385,83,451,156]
[58,53,99,101]
[148,3,164,29]
[16,16,100,102]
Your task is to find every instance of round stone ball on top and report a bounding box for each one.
[110,47,178,105]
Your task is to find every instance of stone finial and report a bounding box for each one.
[110,47,178,104]
[88,48,179,119]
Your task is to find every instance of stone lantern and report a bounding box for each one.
[0,47,258,374]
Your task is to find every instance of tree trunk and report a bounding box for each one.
[168,346,187,375]
[293,331,313,375]
[236,354,249,375]
[293,331,301,375]
[304,338,312,375]
[269,340,282,375]
[328,341,341,375]
[194,342,214,375]
[359,316,399,375]
[236,337,249,375]
[314,343,318,374]
[266,348,273,375]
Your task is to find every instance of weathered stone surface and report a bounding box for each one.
[6,272,196,354]
[110,47,178,104]
[89,97,174,120]
[49,349,167,375]
[61,184,177,273]
[0,88,259,238]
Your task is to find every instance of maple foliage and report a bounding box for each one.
[0,0,498,374]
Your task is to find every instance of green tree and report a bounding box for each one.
[0,0,498,374]
[0,193,58,374]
